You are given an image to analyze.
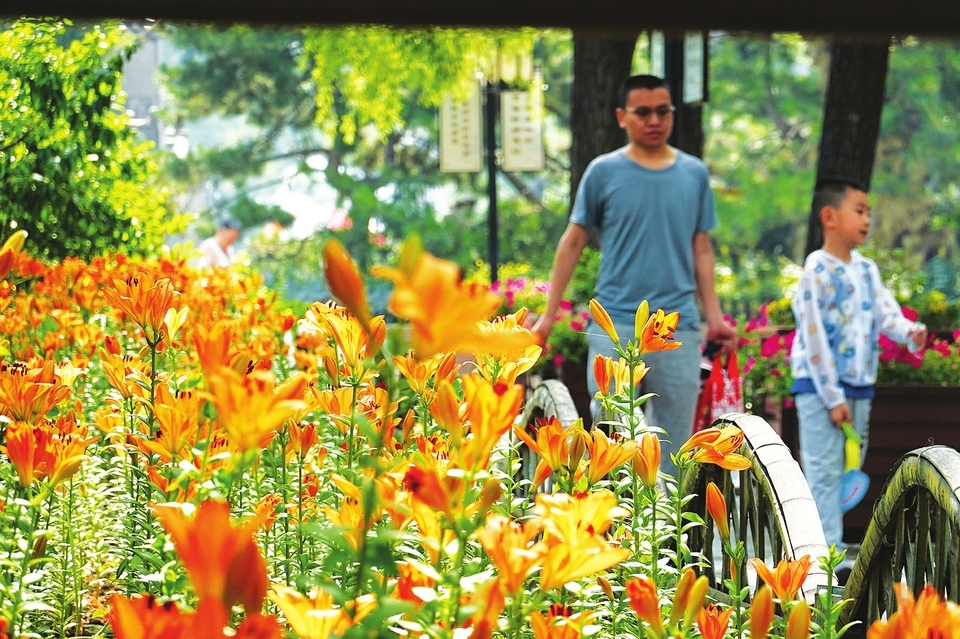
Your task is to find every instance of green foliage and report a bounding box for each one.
[0,20,185,261]
[706,34,825,263]
[303,27,538,143]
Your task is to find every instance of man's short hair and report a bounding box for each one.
[812,178,867,217]
[220,218,242,231]
[619,75,669,108]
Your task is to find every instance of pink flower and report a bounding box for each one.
[760,334,785,358]
[933,340,952,357]
[559,299,574,313]
[770,368,782,377]
[878,334,900,363]
[783,329,795,351]
[746,316,760,333]
[569,320,585,332]
[901,306,919,321]
[553,354,564,368]
[743,356,757,375]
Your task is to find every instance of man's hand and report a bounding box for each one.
[829,403,852,429]
[706,318,738,353]
[531,314,554,347]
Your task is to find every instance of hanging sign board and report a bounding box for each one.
[683,31,706,104]
[439,84,482,173]
[501,87,544,172]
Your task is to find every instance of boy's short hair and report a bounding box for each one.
[812,178,867,218]
[804,177,868,255]
[619,75,669,108]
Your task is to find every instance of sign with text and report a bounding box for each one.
[501,87,544,172]
[439,85,482,173]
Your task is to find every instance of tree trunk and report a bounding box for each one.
[805,39,891,257]
[569,32,639,213]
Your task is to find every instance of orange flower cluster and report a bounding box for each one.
[868,584,960,639]
[110,500,282,639]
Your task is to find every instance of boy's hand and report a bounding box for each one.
[829,403,852,429]
[909,324,928,350]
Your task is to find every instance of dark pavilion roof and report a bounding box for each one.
[8,0,960,37]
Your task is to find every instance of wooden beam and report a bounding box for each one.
[9,0,960,37]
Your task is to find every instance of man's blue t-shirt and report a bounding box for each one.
[570,149,716,331]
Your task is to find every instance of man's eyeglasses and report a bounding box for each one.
[625,105,676,120]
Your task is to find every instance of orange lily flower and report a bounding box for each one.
[319,309,384,374]
[535,489,629,541]
[625,576,665,638]
[466,578,506,639]
[109,594,191,639]
[679,426,751,471]
[634,300,682,355]
[867,583,960,639]
[750,555,814,603]
[323,238,373,334]
[429,379,464,441]
[109,595,269,639]
[394,561,435,608]
[706,482,730,541]
[669,567,708,627]
[370,237,537,359]
[593,354,614,397]
[0,360,72,424]
[512,416,586,486]
[534,490,631,590]
[531,605,595,639]
[393,351,459,396]
[253,493,283,531]
[460,374,525,471]
[610,356,648,396]
[697,603,735,639]
[193,320,236,376]
[749,586,775,639]
[102,273,181,342]
[632,433,661,488]
[583,428,638,486]
[477,514,545,595]
[145,385,200,462]
[3,420,95,488]
[402,462,460,520]
[3,420,46,488]
[286,421,319,461]
[472,311,542,385]
[151,500,267,612]
[204,367,309,453]
[785,599,811,639]
[589,298,619,345]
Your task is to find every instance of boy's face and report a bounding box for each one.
[826,187,871,248]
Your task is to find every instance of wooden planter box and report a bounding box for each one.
[780,384,960,542]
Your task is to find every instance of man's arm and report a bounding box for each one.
[532,222,589,344]
[692,231,736,344]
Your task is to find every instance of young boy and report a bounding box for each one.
[789,178,927,548]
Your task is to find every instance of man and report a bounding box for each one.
[533,74,736,470]
[198,219,241,269]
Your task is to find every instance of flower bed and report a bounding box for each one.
[0,234,955,639]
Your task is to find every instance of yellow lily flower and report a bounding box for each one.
[371,237,537,358]
[512,416,585,486]
[204,366,309,453]
[750,555,814,603]
[583,428,639,486]
[477,514,545,595]
[589,298,619,345]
